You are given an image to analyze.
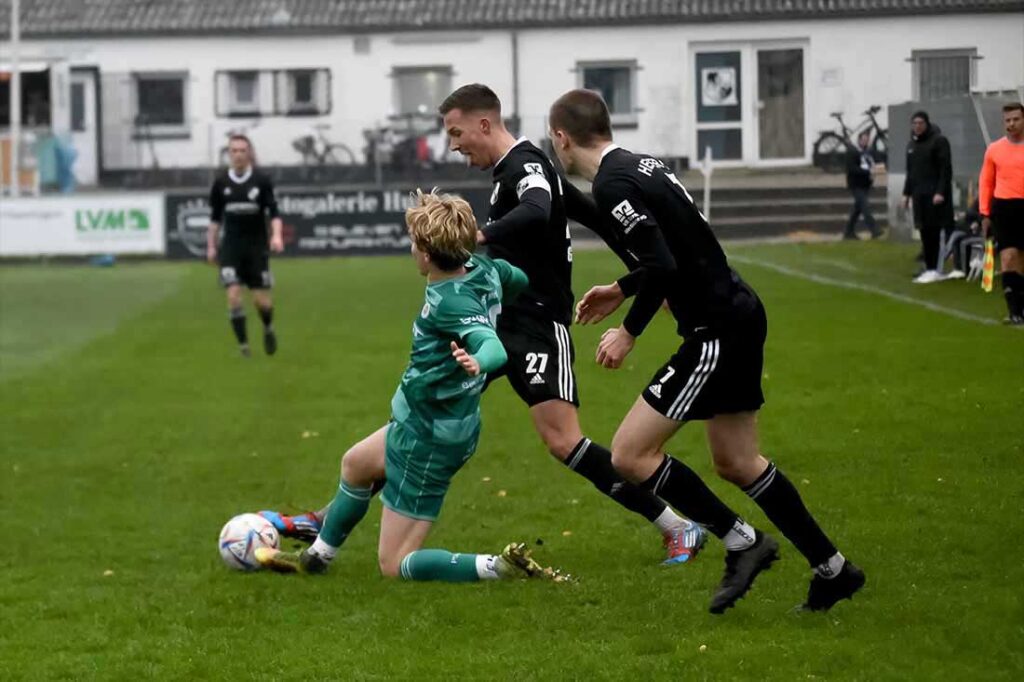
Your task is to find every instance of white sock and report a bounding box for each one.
[475,554,501,580]
[723,519,757,551]
[814,552,846,579]
[309,537,338,561]
[653,507,689,534]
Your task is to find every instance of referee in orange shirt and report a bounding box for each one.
[979,103,1024,325]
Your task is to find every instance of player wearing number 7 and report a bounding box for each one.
[256,190,567,582]
[550,88,864,613]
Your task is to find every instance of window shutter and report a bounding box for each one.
[215,72,231,116]
[314,70,330,114]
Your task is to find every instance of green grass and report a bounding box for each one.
[1,242,1021,680]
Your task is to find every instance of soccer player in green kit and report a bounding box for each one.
[255,190,566,582]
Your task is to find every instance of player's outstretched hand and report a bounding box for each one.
[596,326,635,369]
[451,341,481,376]
[576,283,625,325]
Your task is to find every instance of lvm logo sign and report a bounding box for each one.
[75,208,151,233]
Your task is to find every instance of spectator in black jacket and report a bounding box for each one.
[843,131,881,240]
[901,111,954,283]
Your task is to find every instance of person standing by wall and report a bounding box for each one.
[901,111,954,284]
[843,131,881,240]
[979,102,1024,325]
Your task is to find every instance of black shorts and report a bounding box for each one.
[992,198,1024,252]
[219,241,272,290]
[642,304,768,421]
[487,312,579,407]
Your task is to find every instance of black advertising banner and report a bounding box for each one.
[165,187,491,260]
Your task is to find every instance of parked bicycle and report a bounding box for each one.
[812,105,887,173]
[292,124,356,166]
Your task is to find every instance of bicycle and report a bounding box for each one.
[292,124,356,166]
[812,105,888,173]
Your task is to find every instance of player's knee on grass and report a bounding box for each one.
[378,550,403,578]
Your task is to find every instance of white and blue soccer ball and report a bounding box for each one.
[218,513,279,571]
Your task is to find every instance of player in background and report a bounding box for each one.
[550,89,864,613]
[207,134,284,357]
[256,190,567,583]
[978,102,1024,325]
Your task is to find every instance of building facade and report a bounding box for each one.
[1,0,1022,187]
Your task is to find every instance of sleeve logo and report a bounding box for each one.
[523,162,544,176]
[611,199,647,233]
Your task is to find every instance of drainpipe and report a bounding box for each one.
[511,30,520,134]
[9,0,21,196]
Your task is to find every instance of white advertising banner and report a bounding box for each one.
[0,193,166,256]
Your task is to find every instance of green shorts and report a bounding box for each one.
[379,421,478,522]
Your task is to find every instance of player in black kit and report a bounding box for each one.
[549,89,865,613]
[207,135,284,357]
[438,84,706,565]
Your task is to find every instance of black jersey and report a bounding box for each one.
[484,138,573,325]
[209,168,279,244]
[592,145,759,338]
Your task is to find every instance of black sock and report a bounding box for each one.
[565,438,666,522]
[641,455,739,538]
[258,305,274,329]
[1002,272,1024,318]
[743,462,837,567]
[229,307,248,345]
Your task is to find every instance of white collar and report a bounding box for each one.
[494,136,529,169]
[599,143,621,164]
[228,166,253,183]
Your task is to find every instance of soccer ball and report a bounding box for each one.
[218,513,279,571]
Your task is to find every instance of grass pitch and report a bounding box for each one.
[1,241,1021,680]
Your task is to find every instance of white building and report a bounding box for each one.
[2,0,1022,187]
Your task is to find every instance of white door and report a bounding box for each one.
[70,70,98,186]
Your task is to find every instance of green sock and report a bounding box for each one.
[318,479,372,549]
[399,549,490,583]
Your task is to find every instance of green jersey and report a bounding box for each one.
[391,255,525,446]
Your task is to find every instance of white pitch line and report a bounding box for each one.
[730,255,1002,327]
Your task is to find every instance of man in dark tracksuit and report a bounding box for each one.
[901,111,954,283]
[843,131,881,240]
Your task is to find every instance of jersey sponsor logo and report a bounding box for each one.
[459,314,491,326]
[611,199,647,232]
[637,157,666,177]
[247,186,261,201]
[523,162,544,176]
[490,183,500,205]
[530,373,546,385]
[223,187,231,195]
[421,303,431,318]
[648,383,662,398]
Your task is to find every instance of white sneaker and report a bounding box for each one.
[913,270,942,284]
[945,269,966,280]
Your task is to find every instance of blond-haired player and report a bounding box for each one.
[256,190,565,582]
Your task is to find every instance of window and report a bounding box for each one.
[133,72,188,136]
[274,69,331,115]
[912,49,977,101]
[393,66,452,116]
[229,71,259,114]
[70,82,86,132]
[578,61,638,126]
